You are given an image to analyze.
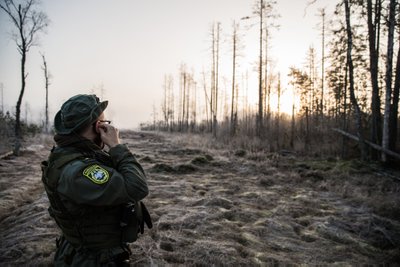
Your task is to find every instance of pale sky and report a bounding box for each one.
[0,0,334,129]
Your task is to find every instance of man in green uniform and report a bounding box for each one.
[41,94,151,266]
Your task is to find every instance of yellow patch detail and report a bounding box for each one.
[83,165,109,184]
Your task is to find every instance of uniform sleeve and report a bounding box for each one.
[57,144,148,206]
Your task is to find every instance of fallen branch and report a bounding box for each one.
[0,151,13,159]
[333,128,400,160]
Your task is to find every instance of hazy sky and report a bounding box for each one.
[0,0,334,129]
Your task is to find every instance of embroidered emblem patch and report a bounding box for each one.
[83,165,109,184]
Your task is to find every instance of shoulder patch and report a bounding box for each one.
[82,165,109,184]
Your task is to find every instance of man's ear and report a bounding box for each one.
[93,121,100,133]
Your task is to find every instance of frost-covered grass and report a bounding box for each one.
[0,131,399,265]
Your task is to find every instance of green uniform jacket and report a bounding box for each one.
[43,143,149,266]
[57,144,148,206]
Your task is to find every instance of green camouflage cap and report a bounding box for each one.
[54,94,108,135]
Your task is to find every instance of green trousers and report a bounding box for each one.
[54,237,131,267]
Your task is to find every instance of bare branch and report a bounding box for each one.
[0,0,20,28]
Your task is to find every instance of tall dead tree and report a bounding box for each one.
[210,22,221,137]
[319,8,325,117]
[241,0,277,137]
[257,0,264,137]
[170,75,175,130]
[0,0,49,155]
[306,46,317,115]
[182,69,188,131]
[40,52,50,133]
[265,28,271,132]
[191,79,197,131]
[367,0,382,159]
[186,73,191,130]
[344,0,367,160]
[263,2,279,135]
[290,83,296,149]
[230,21,239,136]
[201,70,211,130]
[342,63,349,158]
[389,18,400,152]
[381,0,397,162]
[178,64,187,131]
[210,25,215,134]
[162,75,168,128]
[162,74,174,130]
[276,73,281,148]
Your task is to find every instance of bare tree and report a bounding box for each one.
[162,75,168,129]
[40,52,51,133]
[381,0,397,162]
[389,23,400,152]
[210,22,221,137]
[162,74,174,130]
[181,66,187,131]
[276,73,281,148]
[344,0,367,160]
[190,79,197,132]
[186,72,191,130]
[256,0,264,137]
[230,20,240,136]
[252,0,278,137]
[306,46,317,115]
[0,0,49,155]
[319,8,325,117]
[201,70,211,130]
[367,0,382,159]
[264,28,272,133]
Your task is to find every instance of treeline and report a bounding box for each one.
[142,0,400,164]
[0,110,42,151]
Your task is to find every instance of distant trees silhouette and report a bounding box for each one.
[145,0,400,164]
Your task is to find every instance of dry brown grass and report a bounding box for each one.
[0,130,399,265]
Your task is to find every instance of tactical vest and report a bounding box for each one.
[41,149,136,249]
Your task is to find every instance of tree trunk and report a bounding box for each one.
[182,72,187,131]
[344,0,367,160]
[211,25,215,134]
[41,54,50,133]
[211,22,220,138]
[382,0,396,162]
[202,71,210,131]
[231,22,237,136]
[276,74,281,149]
[163,75,168,129]
[257,0,264,137]
[186,75,190,130]
[305,107,310,151]
[214,23,220,138]
[290,98,295,149]
[14,47,27,156]
[342,63,349,158]
[264,28,269,133]
[367,0,382,159]
[320,8,325,118]
[389,35,400,152]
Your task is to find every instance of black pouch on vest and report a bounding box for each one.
[120,203,139,243]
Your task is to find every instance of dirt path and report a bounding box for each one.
[0,131,399,265]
